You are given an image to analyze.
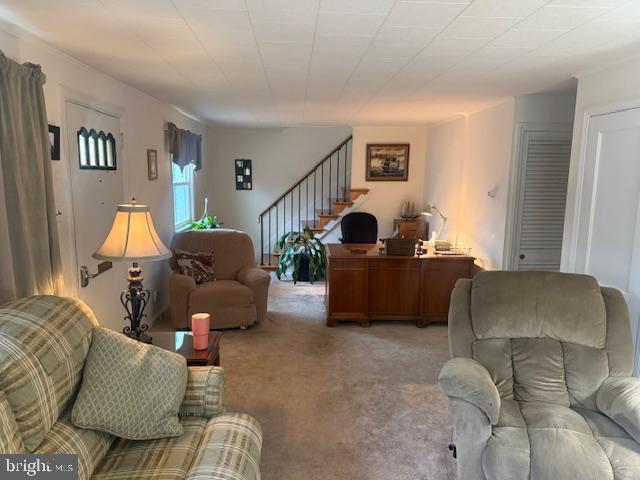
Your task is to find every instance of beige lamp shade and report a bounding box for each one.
[93,203,172,262]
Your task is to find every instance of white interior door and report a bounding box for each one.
[65,101,126,326]
[572,107,640,375]
[513,130,572,270]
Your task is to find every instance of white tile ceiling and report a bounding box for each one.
[1,0,639,126]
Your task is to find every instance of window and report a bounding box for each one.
[77,127,116,170]
[172,162,194,231]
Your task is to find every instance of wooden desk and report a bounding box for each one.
[326,243,475,327]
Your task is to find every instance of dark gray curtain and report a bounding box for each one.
[166,122,202,171]
[0,50,63,304]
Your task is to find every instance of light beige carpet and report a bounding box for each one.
[221,279,455,480]
[157,278,456,479]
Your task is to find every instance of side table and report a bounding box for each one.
[151,331,221,366]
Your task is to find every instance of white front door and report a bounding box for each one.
[65,101,126,328]
[570,107,640,375]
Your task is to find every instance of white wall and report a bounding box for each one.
[351,125,429,239]
[425,92,576,270]
[0,26,206,330]
[202,126,351,253]
[513,91,577,125]
[423,117,467,241]
[425,101,515,269]
[562,57,640,270]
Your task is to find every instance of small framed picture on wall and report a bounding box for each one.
[147,149,158,180]
[235,159,252,190]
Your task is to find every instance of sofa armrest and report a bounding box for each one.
[169,272,197,329]
[237,266,270,288]
[439,358,501,425]
[179,366,224,419]
[597,376,640,443]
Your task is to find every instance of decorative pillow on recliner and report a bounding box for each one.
[71,328,187,440]
[175,249,215,283]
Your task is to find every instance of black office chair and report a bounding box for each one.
[340,212,378,243]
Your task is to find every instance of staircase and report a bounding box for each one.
[258,136,369,271]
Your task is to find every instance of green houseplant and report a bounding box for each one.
[276,227,327,284]
[189,198,222,230]
[189,214,221,230]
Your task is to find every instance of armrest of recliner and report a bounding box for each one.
[169,271,197,329]
[237,266,270,288]
[439,358,501,425]
[179,366,224,419]
[597,376,640,443]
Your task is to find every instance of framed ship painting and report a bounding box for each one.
[365,143,409,181]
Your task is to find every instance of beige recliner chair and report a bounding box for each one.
[439,271,640,480]
[169,229,270,329]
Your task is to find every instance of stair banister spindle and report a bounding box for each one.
[321,162,324,216]
[336,148,340,210]
[260,214,264,265]
[298,184,301,232]
[290,191,293,232]
[344,143,348,201]
[268,210,272,265]
[306,176,309,231]
[328,154,332,214]
[314,169,317,221]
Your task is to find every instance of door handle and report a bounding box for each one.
[80,261,112,287]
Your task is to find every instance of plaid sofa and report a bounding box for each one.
[0,295,262,480]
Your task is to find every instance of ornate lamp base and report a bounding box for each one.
[121,262,153,344]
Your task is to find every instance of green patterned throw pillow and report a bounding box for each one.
[71,327,187,440]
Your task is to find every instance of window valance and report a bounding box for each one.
[166,122,202,172]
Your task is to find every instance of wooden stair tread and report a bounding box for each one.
[259,264,278,271]
[349,188,369,193]
[333,200,353,205]
[318,213,339,219]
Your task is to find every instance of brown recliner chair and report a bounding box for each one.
[169,229,270,329]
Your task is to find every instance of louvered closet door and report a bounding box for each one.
[515,131,572,271]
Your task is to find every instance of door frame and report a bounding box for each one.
[503,121,573,271]
[59,85,126,296]
[561,98,640,376]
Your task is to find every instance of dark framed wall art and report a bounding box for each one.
[235,159,252,190]
[365,143,410,181]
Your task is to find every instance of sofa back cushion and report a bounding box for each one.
[450,272,633,411]
[0,296,97,451]
[171,230,255,280]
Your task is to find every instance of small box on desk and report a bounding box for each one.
[384,238,417,256]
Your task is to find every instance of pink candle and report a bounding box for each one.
[191,313,210,350]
